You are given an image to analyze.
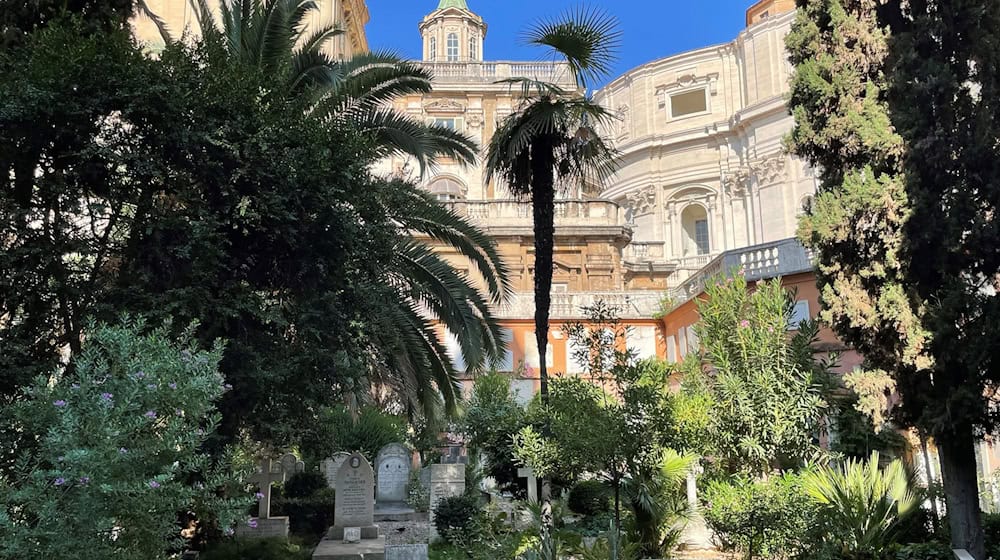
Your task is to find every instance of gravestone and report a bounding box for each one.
[321,452,351,488]
[279,452,305,476]
[517,467,537,504]
[238,455,298,539]
[428,463,465,539]
[376,443,411,503]
[385,544,429,560]
[329,452,379,540]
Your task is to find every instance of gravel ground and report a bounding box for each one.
[379,521,430,545]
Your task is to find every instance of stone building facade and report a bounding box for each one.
[131,0,370,58]
[384,0,816,392]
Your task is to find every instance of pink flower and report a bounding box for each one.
[147,383,157,390]
[134,371,145,379]
[255,492,264,500]
[737,266,746,276]
[100,392,113,402]
[739,320,750,328]
[144,410,157,419]
[247,519,258,529]
[767,326,775,333]
[169,382,177,390]
[149,480,161,489]
[53,400,67,408]
[54,477,66,486]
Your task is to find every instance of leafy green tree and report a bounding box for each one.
[515,302,683,549]
[686,274,826,476]
[461,370,527,497]
[888,2,1000,556]
[787,0,997,554]
[0,320,251,559]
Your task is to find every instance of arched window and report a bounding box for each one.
[447,33,459,62]
[681,205,710,256]
[429,177,465,202]
[468,35,478,61]
[429,37,437,61]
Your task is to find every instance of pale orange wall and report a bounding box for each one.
[659,271,863,373]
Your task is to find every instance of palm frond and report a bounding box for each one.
[523,6,622,89]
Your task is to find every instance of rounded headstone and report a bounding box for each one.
[376,443,412,503]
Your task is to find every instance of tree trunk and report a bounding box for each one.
[939,426,985,559]
[530,142,556,530]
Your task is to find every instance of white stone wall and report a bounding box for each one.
[594,10,816,267]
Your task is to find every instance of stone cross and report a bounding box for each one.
[517,467,537,504]
[248,457,287,520]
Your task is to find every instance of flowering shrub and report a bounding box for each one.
[0,320,251,559]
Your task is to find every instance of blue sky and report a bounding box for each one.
[365,0,754,87]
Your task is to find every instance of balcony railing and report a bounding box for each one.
[624,241,666,261]
[444,199,628,229]
[419,61,576,86]
[493,291,664,320]
[671,238,815,301]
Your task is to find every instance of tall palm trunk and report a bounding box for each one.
[531,140,556,527]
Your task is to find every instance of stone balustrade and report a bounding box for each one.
[671,237,814,301]
[493,291,663,320]
[444,199,628,229]
[419,61,576,87]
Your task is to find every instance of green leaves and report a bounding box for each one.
[0,320,251,560]
[802,452,921,555]
[523,6,622,90]
[686,274,827,476]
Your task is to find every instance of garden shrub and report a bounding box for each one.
[282,471,327,499]
[406,471,430,512]
[273,488,335,539]
[568,479,612,516]
[895,542,954,560]
[703,473,814,560]
[300,406,406,466]
[0,321,251,560]
[433,495,481,542]
[201,537,313,560]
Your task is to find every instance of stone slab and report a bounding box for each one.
[385,544,428,560]
[235,517,289,539]
[373,502,419,522]
[312,535,386,560]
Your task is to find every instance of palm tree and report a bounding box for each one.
[375,185,513,414]
[483,6,621,514]
[154,0,477,172]
[145,0,513,414]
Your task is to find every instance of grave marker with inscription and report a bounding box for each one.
[320,452,351,488]
[376,443,411,504]
[329,453,378,540]
[428,463,465,539]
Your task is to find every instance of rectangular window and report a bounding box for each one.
[670,89,708,118]
[678,328,687,358]
[434,118,456,130]
[695,219,710,255]
[628,326,658,360]
[788,300,810,330]
[524,332,553,370]
[447,33,459,62]
[666,335,677,363]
